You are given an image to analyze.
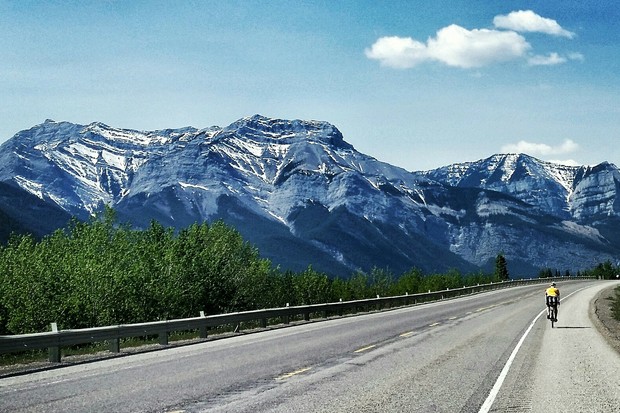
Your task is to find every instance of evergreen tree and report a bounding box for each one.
[592,260,616,280]
[494,253,509,281]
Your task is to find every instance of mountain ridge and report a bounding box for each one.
[422,153,620,222]
[1,115,618,277]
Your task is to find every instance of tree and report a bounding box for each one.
[591,260,616,280]
[291,266,331,305]
[368,267,394,297]
[494,253,509,281]
[393,268,423,295]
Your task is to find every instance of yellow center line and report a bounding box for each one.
[275,367,312,381]
[354,344,376,353]
[448,316,457,320]
[400,331,415,337]
[429,322,440,327]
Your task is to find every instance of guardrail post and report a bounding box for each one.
[199,311,208,339]
[48,322,61,363]
[109,338,120,353]
[109,328,121,353]
[159,329,168,346]
[303,311,310,321]
[283,303,290,324]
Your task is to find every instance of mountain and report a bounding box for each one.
[421,154,620,274]
[0,181,72,240]
[0,116,618,277]
[421,153,620,222]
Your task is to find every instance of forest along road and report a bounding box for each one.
[0,280,617,413]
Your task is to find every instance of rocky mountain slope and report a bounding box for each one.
[1,115,618,277]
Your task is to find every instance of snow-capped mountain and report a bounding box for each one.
[421,153,620,223]
[1,115,619,277]
[422,154,620,272]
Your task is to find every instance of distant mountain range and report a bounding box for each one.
[1,115,618,277]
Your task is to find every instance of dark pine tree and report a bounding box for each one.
[495,253,510,281]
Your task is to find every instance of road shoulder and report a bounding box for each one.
[590,284,620,354]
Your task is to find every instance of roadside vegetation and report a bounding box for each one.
[611,286,620,322]
[0,207,611,335]
[538,260,619,280]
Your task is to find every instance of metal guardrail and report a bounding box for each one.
[0,277,592,362]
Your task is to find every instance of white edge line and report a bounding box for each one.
[477,287,585,413]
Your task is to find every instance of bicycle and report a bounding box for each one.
[546,296,559,328]
[548,304,557,328]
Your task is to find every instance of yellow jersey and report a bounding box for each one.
[546,287,559,297]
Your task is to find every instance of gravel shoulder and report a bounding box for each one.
[590,284,620,354]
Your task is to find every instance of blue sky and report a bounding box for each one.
[1,0,618,170]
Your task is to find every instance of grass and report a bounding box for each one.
[611,286,620,321]
[0,349,48,367]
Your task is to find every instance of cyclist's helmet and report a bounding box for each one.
[551,282,556,286]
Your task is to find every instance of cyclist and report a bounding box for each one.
[545,282,560,322]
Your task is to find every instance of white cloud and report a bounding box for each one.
[501,139,579,156]
[366,10,577,70]
[364,36,429,69]
[568,52,584,61]
[365,25,530,69]
[528,52,567,66]
[527,51,584,66]
[428,25,530,68]
[493,10,575,38]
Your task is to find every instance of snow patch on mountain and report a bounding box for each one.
[179,182,211,192]
[556,221,603,243]
[476,195,512,217]
[14,176,44,199]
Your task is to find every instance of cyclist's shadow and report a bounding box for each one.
[554,326,591,329]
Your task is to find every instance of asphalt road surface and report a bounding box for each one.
[1,280,618,412]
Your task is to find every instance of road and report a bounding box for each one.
[0,280,618,412]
